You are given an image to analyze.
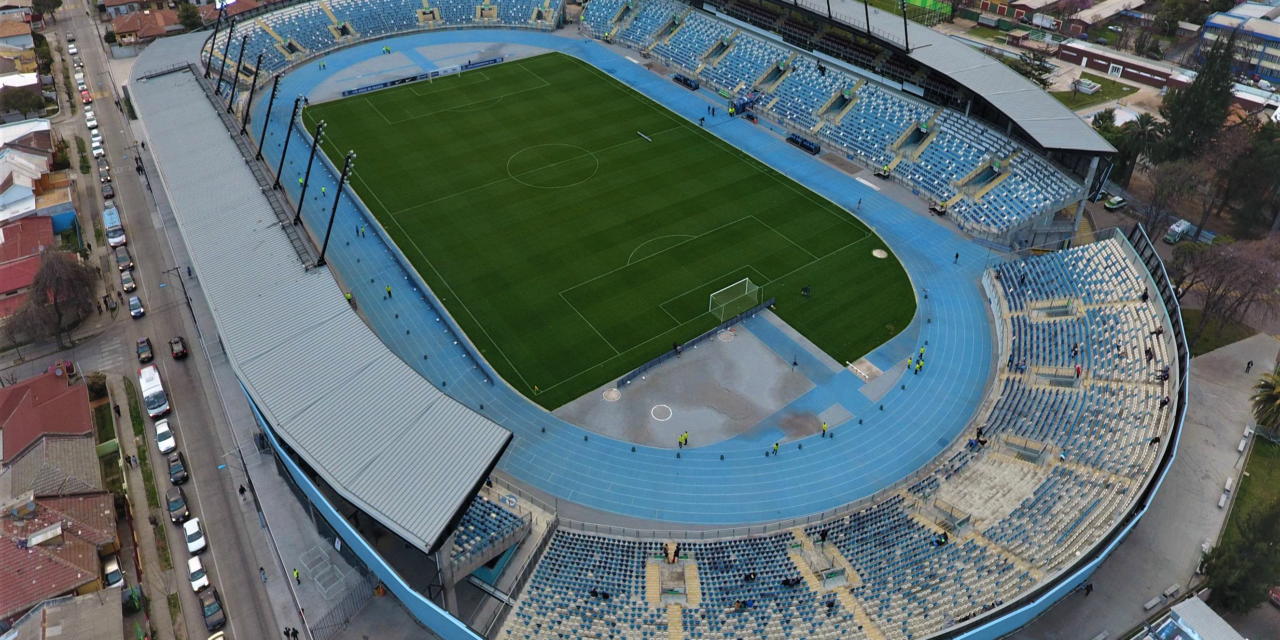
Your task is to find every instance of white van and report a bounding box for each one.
[139,364,170,418]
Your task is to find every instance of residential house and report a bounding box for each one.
[0,119,75,230]
[0,490,118,622]
[111,8,181,45]
[0,0,33,23]
[0,366,97,480]
[199,0,261,23]
[101,0,165,18]
[0,18,30,49]
[0,591,123,640]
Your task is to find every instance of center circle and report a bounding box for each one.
[507,144,599,189]
[651,404,673,422]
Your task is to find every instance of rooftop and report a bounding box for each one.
[112,8,180,39]
[0,215,51,264]
[0,19,28,38]
[2,436,104,499]
[1072,0,1148,25]
[0,492,115,620]
[0,368,92,463]
[4,591,124,640]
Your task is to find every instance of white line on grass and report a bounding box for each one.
[559,292,621,356]
[383,65,550,125]
[626,234,695,265]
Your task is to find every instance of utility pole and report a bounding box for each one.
[227,34,247,113]
[316,151,355,268]
[241,53,264,135]
[294,120,326,226]
[255,74,281,160]
[272,95,304,190]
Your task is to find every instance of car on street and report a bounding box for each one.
[102,182,115,199]
[136,337,153,363]
[165,485,188,523]
[170,336,188,359]
[85,116,97,129]
[200,589,226,632]
[97,156,109,173]
[188,556,209,592]
[100,167,111,183]
[168,451,188,484]
[80,89,91,104]
[103,553,124,588]
[68,43,78,55]
[183,518,207,554]
[121,270,136,292]
[1270,586,1280,607]
[73,56,83,68]
[129,295,145,318]
[115,247,133,271]
[90,130,103,145]
[66,32,75,42]
[1103,196,1127,211]
[155,418,176,454]
[84,107,94,119]
[91,139,104,157]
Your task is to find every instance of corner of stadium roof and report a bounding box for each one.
[822,0,1116,155]
[126,34,511,555]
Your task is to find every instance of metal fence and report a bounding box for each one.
[615,298,774,388]
[310,572,383,640]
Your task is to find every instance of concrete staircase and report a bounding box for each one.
[684,564,701,607]
[646,562,662,607]
[667,604,684,640]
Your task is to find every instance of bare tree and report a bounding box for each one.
[1192,122,1254,242]
[1140,159,1201,232]
[1171,236,1280,349]
[20,251,96,348]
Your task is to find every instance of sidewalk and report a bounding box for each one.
[108,373,181,640]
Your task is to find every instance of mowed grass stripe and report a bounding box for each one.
[305,52,915,408]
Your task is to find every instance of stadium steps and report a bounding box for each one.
[319,1,340,24]
[966,531,1043,581]
[973,149,1022,200]
[705,30,739,66]
[845,594,888,640]
[1058,460,1135,493]
[646,561,662,607]
[667,604,683,640]
[257,18,286,44]
[756,52,796,93]
[943,191,966,209]
[825,78,863,127]
[792,526,864,588]
[684,564,701,607]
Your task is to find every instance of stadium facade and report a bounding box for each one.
[125,1,1185,638]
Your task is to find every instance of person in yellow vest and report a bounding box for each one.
[821,422,828,438]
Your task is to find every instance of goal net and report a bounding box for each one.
[709,278,762,322]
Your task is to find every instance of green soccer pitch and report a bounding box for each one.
[304,52,916,409]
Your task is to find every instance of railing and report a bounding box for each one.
[479,516,559,639]
[310,572,382,640]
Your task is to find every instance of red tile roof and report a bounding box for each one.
[111,8,178,39]
[0,493,115,619]
[0,252,38,297]
[0,19,28,38]
[200,0,260,22]
[0,369,91,462]
[0,217,51,264]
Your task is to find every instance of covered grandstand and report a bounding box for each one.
[122,2,1182,639]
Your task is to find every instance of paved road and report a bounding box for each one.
[53,5,282,640]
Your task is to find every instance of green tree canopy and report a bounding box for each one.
[178,3,203,31]
[1204,497,1280,612]
[1158,30,1238,161]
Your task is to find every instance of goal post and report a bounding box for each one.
[709,278,762,322]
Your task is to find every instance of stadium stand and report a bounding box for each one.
[501,237,1175,640]
[617,0,685,47]
[699,34,789,91]
[651,12,734,70]
[580,0,629,36]
[452,494,528,564]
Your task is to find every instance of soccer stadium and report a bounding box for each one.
[125,0,1187,637]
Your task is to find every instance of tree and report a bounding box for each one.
[1170,236,1280,349]
[18,251,95,348]
[1139,159,1200,232]
[1188,122,1255,242]
[1203,498,1280,612]
[178,3,203,31]
[1226,122,1280,236]
[1253,366,1280,442]
[32,0,61,23]
[1115,112,1163,187]
[0,89,45,119]
[1158,30,1238,161]
[1009,51,1053,90]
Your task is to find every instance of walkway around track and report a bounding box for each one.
[252,30,996,525]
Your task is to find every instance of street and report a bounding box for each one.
[29,4,286,639]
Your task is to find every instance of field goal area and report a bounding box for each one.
[710,278,762,322]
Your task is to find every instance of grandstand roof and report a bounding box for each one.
[129,36,511,555]
[813,0,1116,154]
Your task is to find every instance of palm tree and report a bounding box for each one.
[1118,113,1163,187]
[1252,366,1280,441]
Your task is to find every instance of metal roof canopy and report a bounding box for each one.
[793,0,1117,154]
[128,37,511,555]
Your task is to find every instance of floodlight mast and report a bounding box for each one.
[227,34,248,113]
[316,151,355,268]
[240,53,264,135]
[255,74,281,159]
[294,120,326,226]
[273,95,305,190]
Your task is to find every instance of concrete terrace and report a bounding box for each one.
[250,30,995,525]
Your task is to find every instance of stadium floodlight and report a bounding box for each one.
[227,34,248,114]
[214,19,235,95]
[709,278,762,322]
[294,120,325,226]
[256,74,281,159]
[273,95,304,190]
[316,151,355,268]
[241,52,264,135]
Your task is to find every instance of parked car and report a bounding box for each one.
[97,156,109,173]
[188,556,209,592]
[1270,586,1280,608]
[90,130,103,145]
[85,116,97,129]
[170,336,188,359]
[73,56,83,68]
[121,270,136,292]
[115,247,133,271]
[183,518,207,554]
[168,451,188,484]
[129,295,144,318]
[200,589,226,631]
[103,553,124,588]
[66,32,75,42]
[91,139,104,157]
[1103,195,1127,211]
[102,182,115,199]
[165,485,188,523]
[84,107,94,119]
[155,419,176,454]
[68,43,78,55]
[80,89,91,104]
[136,337,153,363]
[100,167,111,183]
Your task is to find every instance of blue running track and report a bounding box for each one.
[253,30,995,525]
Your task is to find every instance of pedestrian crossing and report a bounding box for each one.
[80,334,126,374]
